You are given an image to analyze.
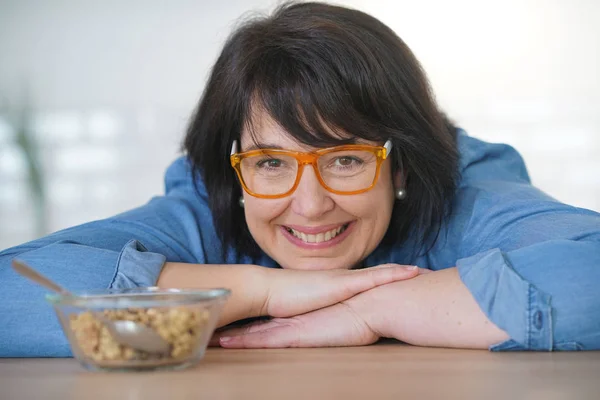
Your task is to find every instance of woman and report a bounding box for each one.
[1,2,599,356]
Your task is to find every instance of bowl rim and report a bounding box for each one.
[46,287,231,308]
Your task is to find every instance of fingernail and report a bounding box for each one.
[404,265,418,271]
[220,336,232,343]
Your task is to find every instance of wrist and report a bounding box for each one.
[342,286,389,338]
[158,262,270,326]
[220,264,271,325]
[244,264,271,318]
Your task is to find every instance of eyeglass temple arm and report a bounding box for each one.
[230,140,238,156]
[384,140,393,156]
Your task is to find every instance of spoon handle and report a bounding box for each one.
[11,260,70,295]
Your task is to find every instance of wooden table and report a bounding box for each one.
[1,342,599,400]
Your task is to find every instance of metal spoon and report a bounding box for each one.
[12,260,171,354]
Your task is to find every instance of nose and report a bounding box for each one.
[290,165,335,219]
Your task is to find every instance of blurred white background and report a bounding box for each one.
[0,0,598,250]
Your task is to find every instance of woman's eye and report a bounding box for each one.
[257,158,283,168]
[334,156,361,167]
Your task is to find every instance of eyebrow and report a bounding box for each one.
[242,138,363,152]
[242,142,286,152]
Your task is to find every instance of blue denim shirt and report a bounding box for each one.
[1,130,599,356]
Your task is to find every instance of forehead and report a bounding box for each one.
[240,107,371,151]
[240,110,305,150]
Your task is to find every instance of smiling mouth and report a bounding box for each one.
[283,223,350,244]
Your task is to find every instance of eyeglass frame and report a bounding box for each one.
[229,139,393,199]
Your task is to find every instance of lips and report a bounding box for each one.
[284,223,350,244]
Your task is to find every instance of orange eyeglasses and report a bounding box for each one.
[230,140,392,199]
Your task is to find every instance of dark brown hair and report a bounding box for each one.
[184,1,458,261]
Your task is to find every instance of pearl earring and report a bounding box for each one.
[239,196,245,208]
[395,188,407,200]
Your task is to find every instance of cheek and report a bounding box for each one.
[336,189,394,224]
[244,198,289,232]
[346,172,395,228]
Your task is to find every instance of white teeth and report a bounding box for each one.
[287,224,348,243]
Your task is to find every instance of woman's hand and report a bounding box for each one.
[261,264,427,318]
[212,300,379,348]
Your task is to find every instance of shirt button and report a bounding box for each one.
[533,310,543,330]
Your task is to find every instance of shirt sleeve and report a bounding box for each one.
[453,133,600,351]
[0,157,226,357]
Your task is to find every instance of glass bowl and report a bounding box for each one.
[47,287,230,372]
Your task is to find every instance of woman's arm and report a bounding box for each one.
[158,261,423,328]
[348,267,509,348]
[213,267,508,349]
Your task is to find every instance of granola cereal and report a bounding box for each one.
[69,307,209,365]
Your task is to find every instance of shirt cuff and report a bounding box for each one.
[109,240,166,289]
[456,248,553,351]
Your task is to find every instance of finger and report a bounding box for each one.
[212,319,276,342]
[219,304,378,349]
[368,263,414,270]
[210,321,273,346]
[344,264,419,293]
[371,263,430,275]
[208,334,221,347]
[219,324,298,349]
[369,264,432,278]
